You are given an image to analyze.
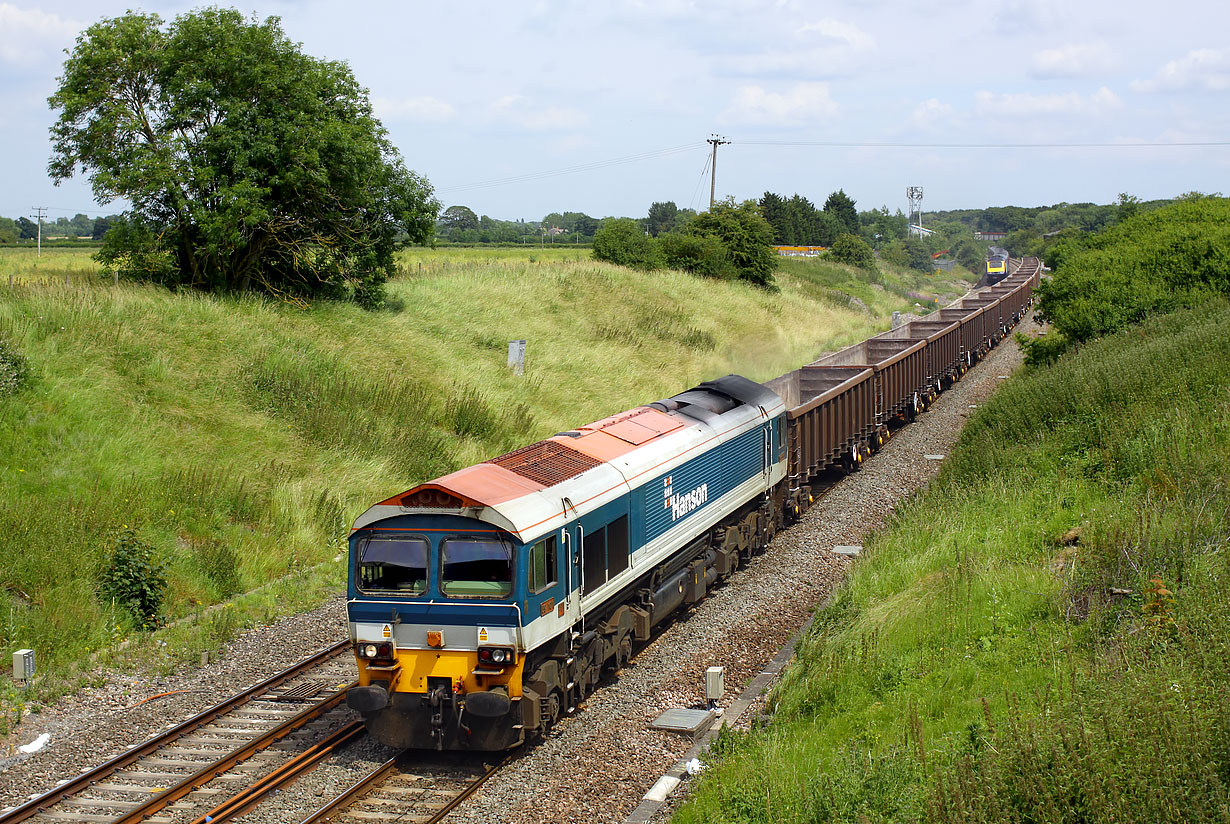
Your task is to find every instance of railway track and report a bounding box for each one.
[2,638,506,824]
[297,752,506,824]
[0,641,355,824]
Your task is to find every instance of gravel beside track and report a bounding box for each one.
[0,314,1034,824]
[0,600,351,812]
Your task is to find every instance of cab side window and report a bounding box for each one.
[529,536,557,594]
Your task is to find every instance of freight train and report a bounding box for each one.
[345,259,1042,751]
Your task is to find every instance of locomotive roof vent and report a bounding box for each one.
[488,439,603,487]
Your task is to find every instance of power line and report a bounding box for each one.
[438,142,706,194]
[688,152,712,213]
[737,139,1230,149]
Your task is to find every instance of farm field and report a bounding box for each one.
[0,246,975,716]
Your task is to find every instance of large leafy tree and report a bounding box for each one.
[646,201,680,237]
[440,205,480,234]
[48,9,437,306]
[687,199,776,288]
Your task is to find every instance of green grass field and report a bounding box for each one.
[0,245,973,718]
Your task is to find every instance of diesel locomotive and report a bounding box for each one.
[345,259,1042,751]
[985,246,1010,284]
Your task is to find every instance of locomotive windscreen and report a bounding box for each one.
[441,538,513,597]
[358,535,429,594]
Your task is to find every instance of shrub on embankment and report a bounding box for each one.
[677,300,1230,823]
[0,244,972,704]
[1031,195,1230,359]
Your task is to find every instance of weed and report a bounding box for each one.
[98,529,167,630]
[0,336,28,396]
[190,537,242,598]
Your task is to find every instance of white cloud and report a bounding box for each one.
[726,18,873,78]
[0,3,80,64]
[1131,49,1230,93]
[372,95,456,123]
[991,0,1068,34]
[974,86,1121,117]
[798,18,874,51]
[491,95,588,131]
[913,98,954,128]
[721,82,838,126]
[1030,43,1114,78]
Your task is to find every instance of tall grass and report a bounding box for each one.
[0,246,976,710]
[678,301,1230,823]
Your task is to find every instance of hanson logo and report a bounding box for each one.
[664,475,709,522]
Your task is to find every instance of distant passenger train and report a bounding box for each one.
[985,246,1010,284]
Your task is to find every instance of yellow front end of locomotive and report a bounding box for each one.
[356,647,525,698]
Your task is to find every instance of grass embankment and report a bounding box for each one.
[0,245,970,721]
[678,302,1230,823]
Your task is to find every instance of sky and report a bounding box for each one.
[2,0,1228,224]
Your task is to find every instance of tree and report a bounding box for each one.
[686,199,776,288]
[592,218,662,270]
[830,233,876,271]
[16,217,37,240]
[646,201,680,237]
[1116,192,1141,223]
[823,189,859,235]
[440,206,479,234]
[92,215,113,240]
[48,9,437,307]
[757,192,786,243]
[0,218,17,244]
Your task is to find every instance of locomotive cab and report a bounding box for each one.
[346,513,542,751]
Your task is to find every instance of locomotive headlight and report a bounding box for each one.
[357,642,394,661]
[477,646,515,667]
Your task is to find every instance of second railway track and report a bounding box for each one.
[0,641,356,824]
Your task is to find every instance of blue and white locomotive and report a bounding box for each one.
[346,376,788,750]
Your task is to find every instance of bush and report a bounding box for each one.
[1038,197,1230,343]
[830,233,877,271]
[658,232,737,280]
[592,218,662,270]
[686,199,777,288]
[0,338,29,397]
[1016,331,1070,366]
[98,529,167,629]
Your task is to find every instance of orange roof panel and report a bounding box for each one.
[378,463,546,510]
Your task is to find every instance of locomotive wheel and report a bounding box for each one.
[617,635,632,670]
[542,689,563,733]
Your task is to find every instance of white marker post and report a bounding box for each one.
[507,340,526,376]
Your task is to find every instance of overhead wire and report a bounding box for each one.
[439,142,706,194]
[737,139,1230,149]
[688,150,713,212]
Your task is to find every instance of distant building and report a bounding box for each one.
[773,245,827,257]
[974,230,1008,241]
[908,224,936,238]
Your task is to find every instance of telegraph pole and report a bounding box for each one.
[707,135,730,210]
[30,207,47,257]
